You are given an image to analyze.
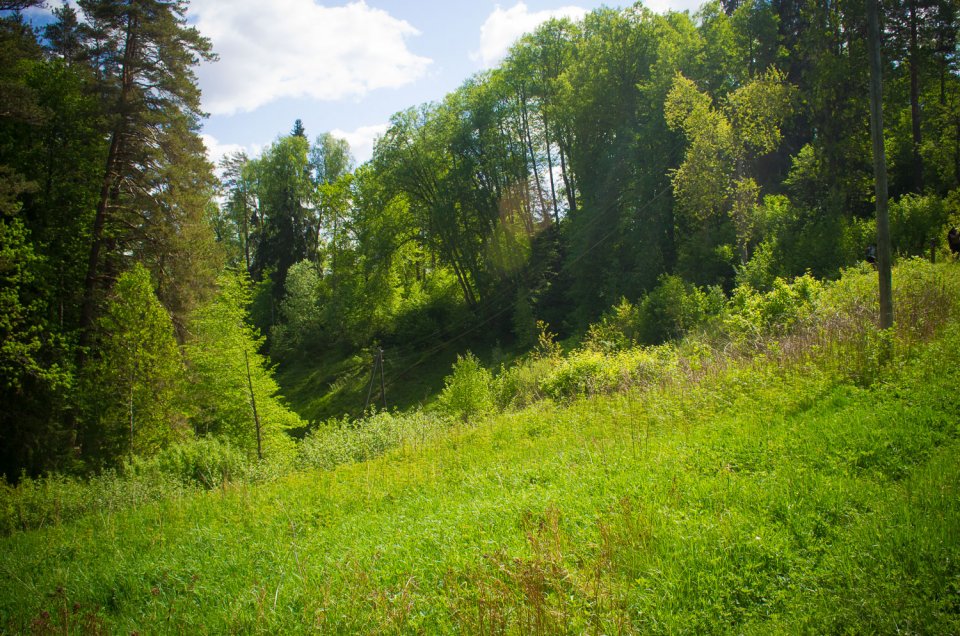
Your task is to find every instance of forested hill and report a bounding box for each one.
[2,0,960,480]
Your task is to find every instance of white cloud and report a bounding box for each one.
[472,2,587,69]
[330,123,388,165]
[201,133,262,168]
[189,0,432,116]
[642,0,702,14]
[23,1,80,18]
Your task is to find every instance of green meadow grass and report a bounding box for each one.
[3,320,959,634]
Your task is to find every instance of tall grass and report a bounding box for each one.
[1,260,958,633]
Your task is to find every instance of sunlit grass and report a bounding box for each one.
[2,261,959,633]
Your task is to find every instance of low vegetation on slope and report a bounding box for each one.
[1,260,959,633]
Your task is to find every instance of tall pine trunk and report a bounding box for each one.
[868,0,894,330]
[81,12,138,346]
[909,0,923,191]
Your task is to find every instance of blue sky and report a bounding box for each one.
[29,1,703,165]
[188,0,703,165]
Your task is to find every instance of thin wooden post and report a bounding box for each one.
[244,349,262,461]
[364,349,378,412]
[378,347,387,409]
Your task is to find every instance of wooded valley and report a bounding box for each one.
[2,1,960,630]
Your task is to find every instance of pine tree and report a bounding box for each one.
[292,118,306,138]
[77,0,217,344]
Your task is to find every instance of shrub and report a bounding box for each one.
[736,239,779,291]
[540,346,679,401]
[0,468,186,536]
[637,275,724,344]
[583,298,641,352]
[890,194,948,258]
[127,436,248,489]
[392,272,469,345]
[891,257,955,343]
[437,352,496,422]
[298,410,446,471]
[493,357,556,410]
[723,273,823,343]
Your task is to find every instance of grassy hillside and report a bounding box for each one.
[276,344,467,424]
[2,262,960,634]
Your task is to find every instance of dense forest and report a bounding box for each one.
[3,0,960,483]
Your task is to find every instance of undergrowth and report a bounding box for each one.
[1,260,958,633]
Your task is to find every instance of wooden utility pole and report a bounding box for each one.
[867,0,894,330]
[378,348,387,410]
[364,348,387,412]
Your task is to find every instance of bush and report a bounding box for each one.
[736,239,779,291]
[637,275,724,344]
[583,298,641,352]
[540,346,679,401]
[723,273,823,343]
[0,468,186,536]
[890,194,948,258]
[891,257,956,343]
[298,410,446,471]
[392,272,469,346]
[493,357,556,410]
[127,436,248,489]
[436,352,496,422]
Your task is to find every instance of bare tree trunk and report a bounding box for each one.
[868,0,894,330]
[909,0,923,191]
[519,88,549,223]
[543,114,560,225]
[244,349,262,461]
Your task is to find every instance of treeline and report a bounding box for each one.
[3,0,960,481]
[0,1,301,481]
[220,0,960,373]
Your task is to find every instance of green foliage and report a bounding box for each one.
[510,287,538,349]
[891,257,956,343]
[637,274,724,344]
[667,68,795,264]
[540,346,679,401]
[270,259,322,359]
[436,352,495,422]
[1,263,960,633]
[80,264,187,466]
[735,237,778,290]
[391,270,469,344]
[889,193,950,257]
[583,297,641,352]
[0,215,67,393]
[129,436,248,490]
[0,467,185,537]
[723,273,823,343]
[298,410,446,471]
[493,356,555,410]
[251,134,317,295]
[185,269,301,462]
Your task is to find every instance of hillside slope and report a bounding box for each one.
[2,299,959,633]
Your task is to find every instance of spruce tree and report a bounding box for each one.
[185,269,300,461]
[80,263,187,466]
